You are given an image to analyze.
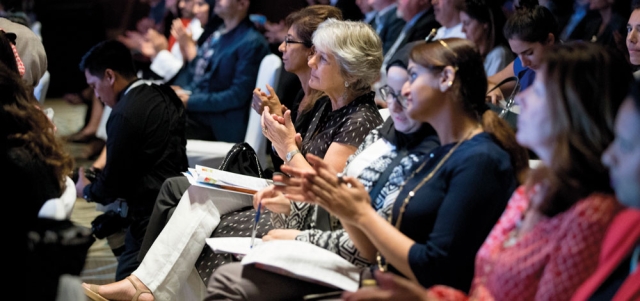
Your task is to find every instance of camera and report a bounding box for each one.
[91,199,131,239]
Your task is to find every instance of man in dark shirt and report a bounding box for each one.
[75,40,188,281]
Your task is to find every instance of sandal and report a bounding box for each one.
[83,284,108,301]
[82,276,152,301]
[127,276,152,301]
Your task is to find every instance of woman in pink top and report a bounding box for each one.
[342,42,633,301]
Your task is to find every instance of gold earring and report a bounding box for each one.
[447,81,452,87]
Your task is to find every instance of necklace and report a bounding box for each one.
[376,127,479,272]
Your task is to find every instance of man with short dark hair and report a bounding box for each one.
[75,39,188,281]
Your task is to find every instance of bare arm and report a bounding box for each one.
[486,60,515,104]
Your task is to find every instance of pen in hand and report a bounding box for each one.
[250,202,262,249]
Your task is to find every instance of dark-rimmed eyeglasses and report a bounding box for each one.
[284,37,311,49]
[379,85,407,109]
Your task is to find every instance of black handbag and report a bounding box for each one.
[218,142,265,179]
[487,76,520,131]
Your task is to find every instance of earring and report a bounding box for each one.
[447,81,452,87]
[345,81,349,88]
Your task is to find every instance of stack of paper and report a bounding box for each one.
[183,165,272,195]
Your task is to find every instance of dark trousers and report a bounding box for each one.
[115,215,149,281]
[137,176,191,261]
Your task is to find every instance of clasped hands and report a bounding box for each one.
[260,106,301,160]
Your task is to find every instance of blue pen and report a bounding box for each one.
[250,202,261,249]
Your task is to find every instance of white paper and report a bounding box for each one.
[194,165,271,190]
[241,240,361,292]
[206,237,263,255]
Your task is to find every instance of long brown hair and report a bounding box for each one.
[0,62,74,195]
[528,42,632,217]
[410,38,529,183]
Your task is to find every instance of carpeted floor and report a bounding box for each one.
[45,98,118,285]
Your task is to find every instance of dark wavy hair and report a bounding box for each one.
[0,61,74,210]
[527,42,632,217]
[410,38,529,182]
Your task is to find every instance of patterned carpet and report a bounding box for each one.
[45,98,118,285]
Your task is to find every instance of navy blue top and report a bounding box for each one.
[387,132,517,293]
[513,57,535,91]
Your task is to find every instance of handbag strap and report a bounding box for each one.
[487,76,520,118]
[369,148,408,208]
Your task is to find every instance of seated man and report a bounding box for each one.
[171,0,270,142]
[75,40,188,281]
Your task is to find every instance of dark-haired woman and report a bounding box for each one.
[458,0,513,76]
[208,38,529,300]
[486,3,559,103]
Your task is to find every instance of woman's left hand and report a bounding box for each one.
[262,229,301,241]
[261,107,298,160]
[280,153,374,225]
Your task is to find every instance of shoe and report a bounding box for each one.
[82,276,152,301]
[83,284,109,301]
[64,131,97,143]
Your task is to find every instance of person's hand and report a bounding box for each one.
[139,39,156,58]
[171,85,191,106]
[117,31,144,51]
[261,107,298,159]
[75,167,90,198]
[171,19,192,45]
[279,154,373,225]
[272,170,308,201]
[146,28,168,53]
[485,82,504,105]
[253,185,291,215]
[264,20,287,44]
[262,229,301,241]
[341,271,431,301]
[252,84,283,116]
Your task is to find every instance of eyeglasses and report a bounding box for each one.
[284,37,310,49]
[379,85,407,109]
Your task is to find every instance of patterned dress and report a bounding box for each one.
[271,92,383,232]
[428,186,621,301]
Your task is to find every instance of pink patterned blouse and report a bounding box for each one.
[428,186,621,301]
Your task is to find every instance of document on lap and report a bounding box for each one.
[183,164,272,195]
[206,237,263,256]
[240,240,361,292]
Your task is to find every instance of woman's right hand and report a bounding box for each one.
[251,84,283,116]
[253,185,291,215]
[261,107,298,160]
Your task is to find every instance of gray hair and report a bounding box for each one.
[312,18,383,96]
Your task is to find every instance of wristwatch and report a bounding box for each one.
[286,149,301,163]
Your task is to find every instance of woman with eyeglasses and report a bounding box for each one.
[205,38,528,300]
[342,42,631,301]
[80,13,383,301]
[253,40,439,267]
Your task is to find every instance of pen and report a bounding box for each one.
[250,202,261,249]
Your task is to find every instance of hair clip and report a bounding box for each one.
[425,28,437,42]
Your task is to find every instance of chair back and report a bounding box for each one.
[244,53,282,168]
